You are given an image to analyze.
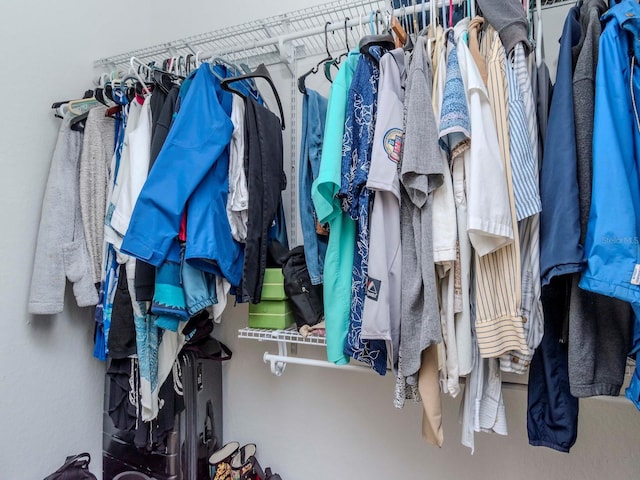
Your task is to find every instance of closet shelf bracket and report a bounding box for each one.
[238,327,374,376]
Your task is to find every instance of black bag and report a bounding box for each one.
[280,246,324,330]
[44,453,97,480]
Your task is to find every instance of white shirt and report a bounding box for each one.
[227,94,249,243]
[111,96,152,238]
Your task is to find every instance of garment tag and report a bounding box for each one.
[631,265,640,286]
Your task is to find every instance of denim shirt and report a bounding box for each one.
[339,46,388,375]
[579,0,640,305]
[299,89,329,285]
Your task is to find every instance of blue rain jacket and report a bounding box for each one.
[579,0,640,305]
[121,64,241,285]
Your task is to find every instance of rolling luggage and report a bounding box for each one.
[103,337,227,480]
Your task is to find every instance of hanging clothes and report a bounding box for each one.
[240,96,286,303]
[79,105,115,285]
[578,0,640,409]
[120,63,239,283]
[228,94,250,244]
[457,19,509,451]
[500,42,543,374]
[435,27,467,397]
[446,21,474,379]
[28,118,99,314]
[338,45,388,375]
[312,50,360,367]
[468,22,527,360]
[135,84,180,302]
[399,35,443,383]
[568,0,634,400]
[299,89,329,286]
[528,5,582,453]
[396,34,444,445]
[361,48,405,366]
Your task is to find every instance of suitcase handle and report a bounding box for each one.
[183,339,233,362]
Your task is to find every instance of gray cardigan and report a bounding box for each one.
[28,119,98,314]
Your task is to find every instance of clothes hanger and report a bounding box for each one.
[129,57,153,95]
[221,63,286,130]
[359,10,395,59]
[535,0,544,68]
[403,5,415,52]
[210,55,261,100]
[298,21,333,94]
[51,89,94,119]
[324,18,351,83]
[391,12,408,48]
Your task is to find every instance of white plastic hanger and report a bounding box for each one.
[535,0,543,67]
[128,56,152,95]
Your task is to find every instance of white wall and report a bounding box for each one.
[0,1,326,478]
[0,1,639,479]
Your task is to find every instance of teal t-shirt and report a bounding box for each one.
[311,51,360,365]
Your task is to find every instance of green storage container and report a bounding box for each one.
[260,267,287,300]
[249,300,294,329]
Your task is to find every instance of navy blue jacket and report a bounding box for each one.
[539,6,584,286]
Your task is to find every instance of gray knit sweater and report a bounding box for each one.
[28,119,99,314]
[79,106,115,284]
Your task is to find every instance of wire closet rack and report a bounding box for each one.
[94,0,574,72]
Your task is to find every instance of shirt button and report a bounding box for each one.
[522,317,528,324]
[513,356,520,364]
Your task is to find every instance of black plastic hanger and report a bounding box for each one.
[221,63,286,130]
[324,17,352,82]
[359,10,395,59]
[297,22,333,94]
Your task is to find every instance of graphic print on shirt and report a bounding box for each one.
[383,128,404,163]
[366,277,381,301]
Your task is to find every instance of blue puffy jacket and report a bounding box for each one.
[579,0,640,305]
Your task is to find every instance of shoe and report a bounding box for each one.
[209,441,240,466]
[209,441,240,480]
[236,455,265,480]
[230,443,257,471]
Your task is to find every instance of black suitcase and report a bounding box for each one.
[103,338,225,480]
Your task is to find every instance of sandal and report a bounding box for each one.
[230,443,257,471]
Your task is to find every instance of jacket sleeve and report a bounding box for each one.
[120,70,233,267]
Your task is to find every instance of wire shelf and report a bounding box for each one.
[94,0,386,70]
[238,326,327,346]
